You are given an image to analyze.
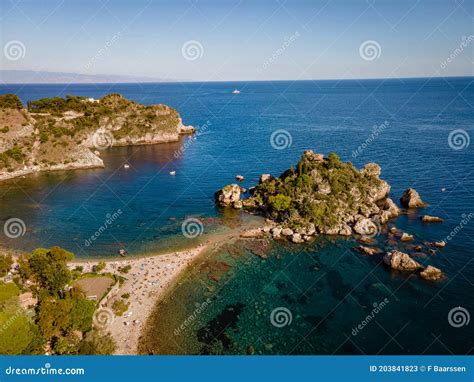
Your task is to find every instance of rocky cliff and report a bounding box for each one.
[0,93,194,181]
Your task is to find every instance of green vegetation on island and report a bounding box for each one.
[216,150,400,241]
[0,93,194,180]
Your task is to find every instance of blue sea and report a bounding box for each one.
[0,78,473,354]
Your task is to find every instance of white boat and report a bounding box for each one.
[169,170,176,176]
[124,164,130,169]
[232,89,240,94]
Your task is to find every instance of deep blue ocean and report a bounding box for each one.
[0,78,473,354]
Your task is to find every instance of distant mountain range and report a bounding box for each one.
[0,70,176,84]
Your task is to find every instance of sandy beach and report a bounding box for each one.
[69,243,210,355]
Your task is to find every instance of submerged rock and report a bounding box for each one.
[356,246,383,256]
[400,188,425,208]
[383,250,422,272]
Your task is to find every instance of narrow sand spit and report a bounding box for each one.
[69,243,209,355]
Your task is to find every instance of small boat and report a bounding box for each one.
[441,187,446,192]
[119,248,127,257]
[232,89,240,94]
[169,171,176,176]
[235,175,244,182]
[124,164,130,169]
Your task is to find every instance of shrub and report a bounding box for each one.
[0,94,23,109]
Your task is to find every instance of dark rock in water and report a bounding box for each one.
[203,261,231,282]
[326,270,352,300]
[383,250,422,272]
[400,188,425,208]
[304,315,329,335]
[197,303,245,352]
[421,215,444,223]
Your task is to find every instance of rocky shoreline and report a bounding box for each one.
[0,93,194,182]
[216,150,446,281]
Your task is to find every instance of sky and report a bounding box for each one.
[0,0,473,82]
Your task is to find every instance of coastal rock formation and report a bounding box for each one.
[260,174,273,183]
[353,218,378,236]
[356,245,383,256]
[379,198,400,223]
[420,265,443,281]
[215,184,241,208]
[383,250,422,272]
[400,232,414,242]
[400,188,425,208]
[0,93,194,182]
[215,150,400,240]
[421,215,444,223]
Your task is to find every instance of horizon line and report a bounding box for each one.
[1,75,473,86]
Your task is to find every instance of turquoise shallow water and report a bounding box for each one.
[0,78,473,354]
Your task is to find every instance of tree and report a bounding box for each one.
[94,261,106,273]
[327,152,342,169]
[78,331,116,355]
[37,297,73,340]
[70,297,95,333]
[0,254,13,277]
[27,247,73,295]
[268,194,292,213]
[37,290,95,341]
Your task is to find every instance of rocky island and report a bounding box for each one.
[216,150,400,242]
[215,150,445,281]
[0,93,194,181]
